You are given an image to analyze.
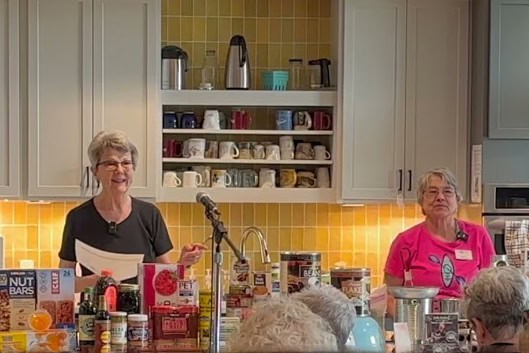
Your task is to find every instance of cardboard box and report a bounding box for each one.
[0,330,76,353]
[424,313,460,353]
[138,264,185,314]
[0,270,37,331]
[36,269,75,329]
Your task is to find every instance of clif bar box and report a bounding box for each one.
[36,269,75,329]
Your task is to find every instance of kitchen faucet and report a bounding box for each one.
[240,226,271,264]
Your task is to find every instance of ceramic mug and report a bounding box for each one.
[181,112,197,129]
[231,110,252,129]
[192,166,211,187]
[239,169,259,188]
[275,110,293,130]
[163,140,183,158]
[314,145,331,160]
[279,169,297,188]
[203,110,221,130]
[296,171,317,188]
[265,145,281,161]
[162,171,182,187]
[259,168,276,188]
[227,169,240,188]
[205,140,219,159]
[238,142,253,160]
[219,141,240,159]
[182,171,203,188]
[313,111,332,130]
[252,144,266,159]
[212,169,233,188]
[295,142,314,160]
[293,111,312,130]
[187,138,206,159]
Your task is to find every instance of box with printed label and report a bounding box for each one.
[138,264,185,314]
[0,270,37,331]
[0,329,76,353]
[36,269,75,329]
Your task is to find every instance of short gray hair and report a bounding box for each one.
[464,267,529,340]
[291,284,356,347]
[87,130,138,169]
[228,296,338,352]
[416,167,463,204]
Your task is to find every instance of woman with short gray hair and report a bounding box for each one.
[58,130,206,292]
[384,167,495,298]
[464,266,529,352]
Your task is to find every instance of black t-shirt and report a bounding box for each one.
[58,197,173,282]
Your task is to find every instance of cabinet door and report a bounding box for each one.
[405,0,469,198]
[0,0,19,197]
[28,0,93,197]
[93,0,158,198]
[341,0,406,200]
[490,0,529,138]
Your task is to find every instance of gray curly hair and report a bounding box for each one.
[87,130,138,169]
[291,284,356,347]
[464,266,529,340]
[228,296,338,352]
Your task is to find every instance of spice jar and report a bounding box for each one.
[117,284,140,314]
[110,312,127,345]
[127,314,149,348]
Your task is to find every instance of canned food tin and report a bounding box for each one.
[280,252,321,295]
[330,267,371,315]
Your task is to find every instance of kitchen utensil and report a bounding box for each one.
[225,35,250,89]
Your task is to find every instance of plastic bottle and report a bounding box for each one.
[94,295,111,353]
[79,287,97,352]
[271,263,281,297]
[93,269,118,312]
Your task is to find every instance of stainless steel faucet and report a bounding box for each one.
[240,226,271,264]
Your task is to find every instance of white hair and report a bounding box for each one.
[464,266,529,340]
[228,296,338,352]
[291,284,356,347]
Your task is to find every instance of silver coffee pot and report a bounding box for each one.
[161,45,188,90]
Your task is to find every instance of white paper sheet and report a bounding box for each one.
[75,239,144,282]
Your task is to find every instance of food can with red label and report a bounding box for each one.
[280,252,321,295]
[330,267,371,315]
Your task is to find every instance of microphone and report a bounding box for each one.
[108,221,117,235]
[196,192,220,215]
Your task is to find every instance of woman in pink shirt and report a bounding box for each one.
[384,168,495,298]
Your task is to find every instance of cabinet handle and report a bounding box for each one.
[398,169,403,192]
[407,170,412,192]
[85,166,89,188]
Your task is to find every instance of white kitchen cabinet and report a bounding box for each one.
[341,0,469,202]
[28,0,159,198]
[0,0,19,198]
[489,0,529,138]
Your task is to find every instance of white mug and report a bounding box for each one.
[316,167,331,188]
[187,138,206,159]
[203,110,221,130]
[314,145,331,160]
[265,144,281,160]
[259,168,276,188]
[279,136,294,150]
[163,171,181,187]
[252,144,266,159]
[280,147,294,160]
[192,166,211,187]
[211,169,233,188]
[182,171,203,187]
[219,141,240,159]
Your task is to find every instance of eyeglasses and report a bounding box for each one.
[97,160,134,171]
[424,188,456,200]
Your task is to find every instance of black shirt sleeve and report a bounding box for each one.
[151,206,173,257]
[58,211,76,261]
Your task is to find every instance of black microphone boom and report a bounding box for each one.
[196,192,220,215]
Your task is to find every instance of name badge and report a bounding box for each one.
[455,249,473,261]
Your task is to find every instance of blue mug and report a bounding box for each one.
[181,112,197,129]
[275,110,293,130]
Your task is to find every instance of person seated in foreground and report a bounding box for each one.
[291,284,357,348]
[228,296,338,352]
[464,266,529,353]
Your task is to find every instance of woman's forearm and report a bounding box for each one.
[75,274,98,293]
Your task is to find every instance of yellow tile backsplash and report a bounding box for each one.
[162,0,333,88]
[0,201,482,288]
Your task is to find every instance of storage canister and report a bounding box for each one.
[109,311,127,345]
[330,267,371,316]
[280,252,321,295]
[127,314,149,348]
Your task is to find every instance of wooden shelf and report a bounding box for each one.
[160,90,337,107]
[162,129,334,136]
[162,158,333,165]
[157,187,335,203]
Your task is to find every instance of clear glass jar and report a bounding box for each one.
[199,50,218,90]
[288,58,303,90]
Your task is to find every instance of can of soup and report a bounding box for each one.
[280,252,321,295]
[330,267,371,315]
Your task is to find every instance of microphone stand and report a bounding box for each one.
[204,206,245,353]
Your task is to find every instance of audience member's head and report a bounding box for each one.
[464,266,529,351]
[291,284,357,347]
[228,296,338,352]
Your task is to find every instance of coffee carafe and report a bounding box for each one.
[308,58,331,88]
[225,35,251,89]
[161,45,188,90]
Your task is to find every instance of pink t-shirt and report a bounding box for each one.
[384,220,495,298]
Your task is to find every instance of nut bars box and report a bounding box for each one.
[138,264,185,314]
[0,270,37,331]
[36,269,75,329]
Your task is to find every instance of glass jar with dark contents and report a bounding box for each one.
[117,284,141,314]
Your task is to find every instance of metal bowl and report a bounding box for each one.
[387,286,440,299]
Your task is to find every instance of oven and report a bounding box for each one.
[483,184,529,267]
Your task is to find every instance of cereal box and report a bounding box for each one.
[138,264,185,314]
[36,269,75,329]
[0,270,37,331]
